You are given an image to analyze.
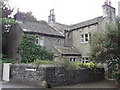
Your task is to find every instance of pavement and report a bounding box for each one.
[0,79,119,89]
[0,81,41,88]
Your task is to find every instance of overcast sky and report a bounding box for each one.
[9,0,120,25]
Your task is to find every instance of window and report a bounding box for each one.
[85,34,88,42]
[35,36,39,45]
[80,33,89,43]
[39,37,44,46]
[81,35,84,43]
[81,58,89,63]
[70,58,76,62]
[35,36,44,46]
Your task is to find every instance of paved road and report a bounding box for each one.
[55,79,118,88]
[0,79,119,89]
[0,81,41,89]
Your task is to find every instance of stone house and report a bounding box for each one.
[50,0,117,63]
[64,0,116,63]
[6,12,65,61]
[6,0,118,63]
[48,9,81,61]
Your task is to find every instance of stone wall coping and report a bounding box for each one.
[10,63,63,68]
[10,63,104,70]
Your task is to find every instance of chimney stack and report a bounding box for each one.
[106,0,108,4]
[109,0,111,6]
[17,8,19,13]
[48,9,56,23]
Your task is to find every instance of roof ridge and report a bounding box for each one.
[47,24,65,36]
[70,16,103,27]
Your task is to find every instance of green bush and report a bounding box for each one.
[83,61,97,69]
[109,60,120,83]
[33,59,50,65]
[17,34,53,63]
[33,58,98,70]
[0,54,13,64]
[66,62,83,70]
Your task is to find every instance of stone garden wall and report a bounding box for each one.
[10,64,105,87]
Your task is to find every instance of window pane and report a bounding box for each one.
[40,39,44,46]
[85,34,89,42]
[73,58,76,62]
[35,36,39,44]
[81,35,84,42]
[70,58,72,61]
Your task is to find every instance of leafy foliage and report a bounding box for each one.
[90,22,120,62]
[1,1,16,58]
[14,11,37,22]
[108,59,120,83]
[17,34,53,63]
[1,18,16,33]
[33,58,98,70]
[0,54,13,63]
[37,20,47,25]
[90,21,120,83]
[0,1,13,18]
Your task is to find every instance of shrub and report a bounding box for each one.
[83,61,97,69]
[17,34,53,63]
[0,54,13,64]
[33,58,98,70]
[33,59,50,65]
[108,59,120,83]
[66,61,83,70]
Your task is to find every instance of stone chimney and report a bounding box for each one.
[48,9,56,23]
[102,0,116,21]
[14,8,24,23]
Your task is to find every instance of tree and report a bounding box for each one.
[14,11,37,22]
[37,20,47,25]
[89,21,120,84]
[0,1,16,58]
[90,22,120,62]
[17,34,53,63]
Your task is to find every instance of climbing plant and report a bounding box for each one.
[17,34,53,63]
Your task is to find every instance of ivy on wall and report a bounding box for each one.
[17,34,53,63]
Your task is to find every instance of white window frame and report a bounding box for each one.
[39,37,44,46]
[35,36,39,45]
[80,33,89,43]
[81,35,84,43]
[81,58,89,63]
[85,34,89,43]
[35,36,44,46]
[70,58,76,62]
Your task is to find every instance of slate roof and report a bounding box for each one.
[17,21,64,37]
[69,16,103,31]
[49,22,69,35]
[54,46,80,56]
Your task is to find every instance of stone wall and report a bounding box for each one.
[72,24,97,57]
[10,64,105,87]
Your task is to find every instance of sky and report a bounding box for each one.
[9,0,120,25]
